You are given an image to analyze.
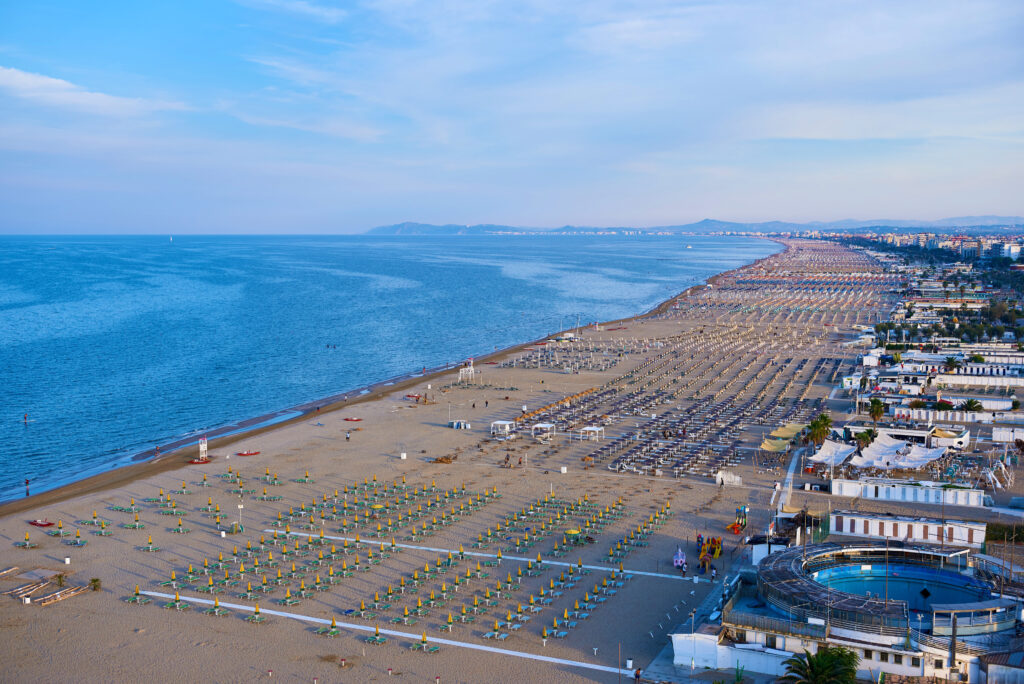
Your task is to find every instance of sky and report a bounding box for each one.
[0,0,1022,233]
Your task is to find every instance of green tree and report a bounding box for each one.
[780,647,859,684]
[854,429,877,449]
[944,356,962,372]
[968,353,985,363]
[958,399,983,412]
[807,414,832,446]
[868,398,885,425]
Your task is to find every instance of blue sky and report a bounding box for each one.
[1,0,1022,233]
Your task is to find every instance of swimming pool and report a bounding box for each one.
[812,563,991,614]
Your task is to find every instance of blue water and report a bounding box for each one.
[813,564,989,613]
[0,234,779,501]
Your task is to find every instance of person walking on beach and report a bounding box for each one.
[346,431,351,442]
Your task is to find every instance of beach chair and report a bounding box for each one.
[246,605,266,624]
[125,585,150,605]
[315,617,341,637]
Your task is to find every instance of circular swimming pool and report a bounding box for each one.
[812,563,990,613]
[756,542,999,634]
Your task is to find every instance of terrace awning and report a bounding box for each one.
[770,423,805,440]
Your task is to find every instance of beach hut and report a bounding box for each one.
[490,421,516,440]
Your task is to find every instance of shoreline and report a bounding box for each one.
[0,238,784,517]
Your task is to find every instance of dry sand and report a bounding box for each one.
[0,239,927,683]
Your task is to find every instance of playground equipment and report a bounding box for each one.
[696,535,722,573]
[672,547,686,569]
[727,505,749,535]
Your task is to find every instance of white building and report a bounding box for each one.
[831,477,987,508]
[830,510,986,548]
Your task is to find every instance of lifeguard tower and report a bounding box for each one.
[457,358,475,384]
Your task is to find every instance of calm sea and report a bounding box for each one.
[0,234,778,501]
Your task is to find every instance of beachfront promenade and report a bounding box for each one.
[0,240,899,683]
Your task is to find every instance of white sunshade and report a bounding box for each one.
[810,440,856,466]
[849,434,907,469]
[900,444,946,469]
[849,435,945,470]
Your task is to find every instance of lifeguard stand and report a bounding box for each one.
[458,358,475,384]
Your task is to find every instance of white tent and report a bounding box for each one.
[490,420,516,439]
[810,440,856,466]
[531,422,556,441]
[849,434,907,469]
[899,444,946,469]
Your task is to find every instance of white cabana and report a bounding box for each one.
[490,420,516,439]
[531,422,556,441]
[578,426,604,441]
[810,440,856,466]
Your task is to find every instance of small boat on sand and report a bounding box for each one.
[188,457,212,464]
[343,417,363,422]
[29,519,54,527]
[236,450,260,456]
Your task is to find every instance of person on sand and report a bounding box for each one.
[634,667,642,682]
[517,456,522,467]
[346,431,351,441]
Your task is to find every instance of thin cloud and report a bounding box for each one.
[0,66,186,116]
[243,0,346,24]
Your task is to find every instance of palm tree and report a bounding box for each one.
[958,398,983,412]
[780,647,858,684]
[854,429,877,449]
[806,413,833,446]
[868,398,885,425]
[944,356,962,372]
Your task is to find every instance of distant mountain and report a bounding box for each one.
[367,216,1024,235]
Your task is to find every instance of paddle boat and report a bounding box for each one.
[29,519,54,527]
[236,450,260,456]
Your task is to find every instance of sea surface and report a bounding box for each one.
[0,234,779,501]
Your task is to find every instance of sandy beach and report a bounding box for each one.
[4,238,999,684]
